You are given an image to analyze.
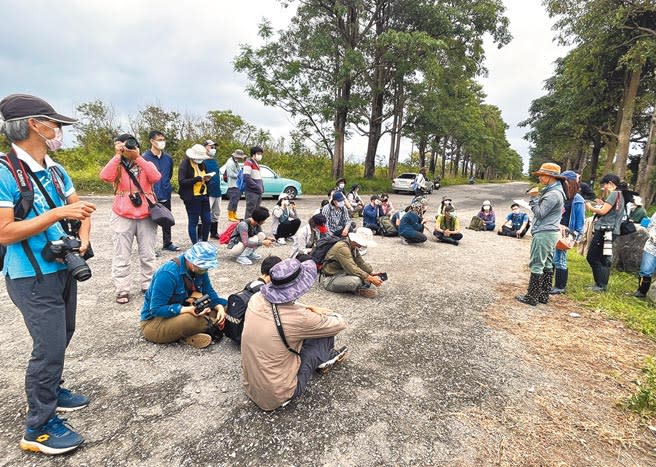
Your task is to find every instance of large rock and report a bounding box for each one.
[612,227,648,274]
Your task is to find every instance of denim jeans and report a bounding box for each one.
[639,250,656,278]
[184,196,211,243]
[553,248,568,270]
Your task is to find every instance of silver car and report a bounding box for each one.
[392,172,433,194]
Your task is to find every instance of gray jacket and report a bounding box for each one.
[530,182,566,234]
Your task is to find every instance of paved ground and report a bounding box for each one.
[0,183,655,466]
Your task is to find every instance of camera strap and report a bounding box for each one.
[171,257,197,295]
[271,303,301,356]
[22,164,71,233]
[121,163,156,208]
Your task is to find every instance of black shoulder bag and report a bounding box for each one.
[121,161,176,227]
[271,303,301,355]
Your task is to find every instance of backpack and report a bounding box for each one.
[219,222,239,245]
[309,235,344,270]
[224,281,263,343]
[235,167,246,192]
[378,215,398,237]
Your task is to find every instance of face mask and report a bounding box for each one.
[374,200,381,205]
[155,141,166,150]
[208,148,216,156]
[192,158,204,164]
[255,153,263,161]
[338,183,345,189]
[337,201,345,208]
[444,201,451,206]
[37,122,63,151]
[318,225,328,234]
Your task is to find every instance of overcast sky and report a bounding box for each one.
[0,0,568,170]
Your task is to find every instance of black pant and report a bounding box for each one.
[159,199,173,247]
[402,231,427,243]
[586,229,612,287]
[275,219,301,239]
[434,231,463,242]
[294,336,334,398]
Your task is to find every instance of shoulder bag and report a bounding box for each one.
[122,161,175,227]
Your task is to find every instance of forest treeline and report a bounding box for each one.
[522,0,656,205]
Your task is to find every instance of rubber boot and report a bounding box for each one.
[538,269,553,304]
[228,210,239,222]
[550,268,568,294]
[515,273,541,306]
[210,222,219,239]
[634,276,652,298]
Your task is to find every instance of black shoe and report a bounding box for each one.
[515,294,538,306]
[317,346,349,374]
[163,243,180,252]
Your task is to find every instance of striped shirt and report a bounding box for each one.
[321,203,351,234]
[242,158,264,194]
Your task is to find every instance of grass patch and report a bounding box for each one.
[624,357,656,417]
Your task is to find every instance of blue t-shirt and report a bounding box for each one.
[506,212,528,231]
[0,147,75,279]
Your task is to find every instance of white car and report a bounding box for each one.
[392,172,433,194]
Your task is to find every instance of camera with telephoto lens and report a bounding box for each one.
[602,230,613,257]
[193,294,212,315]
[123,137,139,150]
[41,235,92,281]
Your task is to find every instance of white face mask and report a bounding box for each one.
[444,200,451,206]
[208,148,216,156]
[155,140,166,150]
[337,201,345,208]
[338,183,345,189]
[192,158,204,164]
[255,153,263,161]
[483,206,490,211]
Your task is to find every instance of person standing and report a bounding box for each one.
[142,130,179,252]
[202,139,222,239]
[224,149,245,222]
[412,167,427,197]
[516,163,566,306]
[178,144,212,244]
[243,146,264,219]
[0,94,96,454]
[100,134,161,304]
[633,212,656,298]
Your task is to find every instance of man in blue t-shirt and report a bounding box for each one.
[498,203,530,238]
[0,94,97,455]
[143,130,179,252]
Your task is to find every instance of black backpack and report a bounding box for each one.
[224,281,264,343]
[378,215,398,237]
[309,235,345,270]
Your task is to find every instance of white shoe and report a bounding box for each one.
[277,238,287,245]
[248,252,262,260]
[236,255,253,265]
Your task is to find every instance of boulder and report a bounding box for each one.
[612,227,648,274]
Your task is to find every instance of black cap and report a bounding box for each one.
[0,94,76,125]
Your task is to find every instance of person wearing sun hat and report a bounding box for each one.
[516,162,566,306]
[320,227,385,298]
[241,257,348,411]
[140,242,228,349]
[178,144,213,243]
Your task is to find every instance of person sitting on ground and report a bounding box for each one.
[347,184,364,218]
[241,257,348,411]
[633,212,656,298]
[227,206,274,265]
[391,206,409,228]
[290,214,329,258]
[363,195,384,235]
[321,191,352,237]
[628,195,648,224]
[320,227,384,298]
[271,194,301,245]
[477,200,496,231]
[247,256,283,290]
[433,205,463,245]
[140,242,227,349]
[398,198,428,244]
[439,196,453,215]
[380,193,394,215]
[498,203,530,238]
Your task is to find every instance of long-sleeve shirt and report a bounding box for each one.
[398,211,424,237]
[99,155,161,219]
[203,158,221,197]
[322,239,372,280]
[241,293,347,410]
[243,158,264,194]
[321,203,351,234]
[142,149,174,201]
[530,182,566,234]
[362,203,384,227]
[228,219,263,249]
[477,210,496,226]
[290,224,322,258]
[140,255,227,321]
[225,157,240,189]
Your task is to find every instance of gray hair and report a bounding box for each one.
[1,118,30,142]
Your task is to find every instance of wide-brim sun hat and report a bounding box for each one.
[348,227,377,247]
[533,162,565,179]
[260,258,318,304]
[185,144,211,160]
[633,195,643,206]
[231,149,246,158]
[184,242,219,269]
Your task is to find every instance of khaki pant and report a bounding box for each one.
[320,272,364,293]
[110,212,157,295]
[229,233,266,257]
[140,313,211,344]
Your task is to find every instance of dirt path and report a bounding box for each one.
[0,183,654,466]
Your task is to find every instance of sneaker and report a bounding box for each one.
[549,287,565,295]
[277,238,287,245]
[20,415,84,455]
[356,286,377,298]
[317,346,349,374]
[248,252,262,260]
[401,238,409,245]
[182,333,212,349]
[56,388,89,412]
[163,243,180,252]
[587,285,607,292]
[236,255,253,265]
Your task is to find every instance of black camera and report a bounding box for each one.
[124,137,139,150]
[193,294,212,314]
[378,272,388,281]
[128,192,143,207]
[41,235,92,281]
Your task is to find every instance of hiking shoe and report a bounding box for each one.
[248,252,262,260]
[549,287,565,295]
[163,243,180,252]
[277,238,287,245]
[183,333,212,349]
[356,286,377,298]
[317,346,349,374]
[236,255,253,265]
[20,415,84,455]
[587,285,607,292]
[56,388,89,412]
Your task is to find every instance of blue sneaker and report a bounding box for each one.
[56,387,89,412]
[20,415,84,455]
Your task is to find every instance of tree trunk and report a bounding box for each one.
[388,105,399,180]
[453,144,461,176]
[588,133,603,186]
[418,138,427,168]
[429,135,440,176]
[603,71,630,175]
[441,137,448,178]
[615,63,643,179]
[636,108,656,208]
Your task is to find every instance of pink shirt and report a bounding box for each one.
[100,156,161,219]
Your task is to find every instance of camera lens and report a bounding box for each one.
[124,138,139,150]
[64,252,92,281]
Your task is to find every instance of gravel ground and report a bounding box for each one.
[0,182,654,466]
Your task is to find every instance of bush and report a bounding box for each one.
[625,357,656,417]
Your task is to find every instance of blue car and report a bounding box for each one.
[219,164,303,199]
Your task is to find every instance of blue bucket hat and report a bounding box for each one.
[260,258,317,304]
[184,242,219,269]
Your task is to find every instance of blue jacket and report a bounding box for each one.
[562,193,585,235]
[142,149,174,201]
[203,158,221,197]
[363,203,383,226]
[398,211,423,237]
[140,255,227,321]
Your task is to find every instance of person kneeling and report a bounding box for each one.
[398,198,428,244]
[241,258,348,411]
[140,242,227,349]
[433,205,463,245]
